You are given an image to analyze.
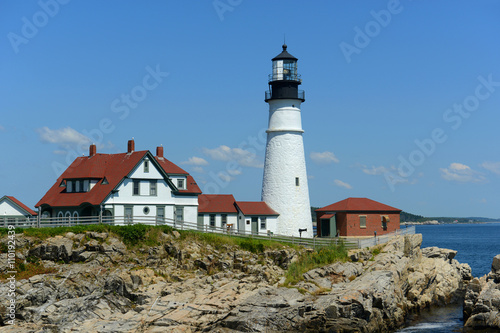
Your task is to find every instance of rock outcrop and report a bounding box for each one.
[0,232,472,332]
[463,254,500,329]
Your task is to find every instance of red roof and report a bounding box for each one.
[198,194,237,213]
[320,214,335,219]
[316,198,401,213]
[235,201,279,216]
[36,150,201,208]
[36,151,148,208]
[2,196,37,216]
[176,175,202,195]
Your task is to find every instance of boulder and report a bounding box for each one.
[421,247,457,261]
[464,254,500,330]
[28,236,73,262]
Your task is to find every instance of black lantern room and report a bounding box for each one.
[265,44,305,102]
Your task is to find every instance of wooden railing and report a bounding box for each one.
[1,216,415,250]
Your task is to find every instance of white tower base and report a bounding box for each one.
[262,99,313,238]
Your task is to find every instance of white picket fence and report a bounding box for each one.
[1,216,415,250]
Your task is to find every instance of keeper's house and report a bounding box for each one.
[315,198,401,237]
[36,140,201,224]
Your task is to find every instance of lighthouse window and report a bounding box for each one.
[295,177,300,186]
[283,60,297,80]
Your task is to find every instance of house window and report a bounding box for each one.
[381,215,389,230]
[150,180,157,196]
[72,211,79,221]
[58,211,63,221]
[133,180,140,195]
[102,177,109,185]
[83,180,89,192]
[260,217,267,230]
[175,206,184,222]
[177,179,184,189]
[124,206,133,224]
[295,177,299,186]
[359,215,367,229]
[209,214,216,228]
[221,214,227,227]
[67,181,73,192]
[144,160,149,173]
[75,180,80,192]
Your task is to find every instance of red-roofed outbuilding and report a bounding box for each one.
[196,195,279,235]
[315,198,401,237]
[0,196,37,225]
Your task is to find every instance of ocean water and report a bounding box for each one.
[395,222,500,333]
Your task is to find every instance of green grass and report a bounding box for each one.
[0,224,284,253]
[0,257,57,281]
[283,242,349,286]
[178,229,284,253]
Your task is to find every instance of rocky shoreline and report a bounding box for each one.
[463,254,500,330]
[0,230,483,332]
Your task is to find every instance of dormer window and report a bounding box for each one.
[59,180,66,187]
[144,159,149,173]
[75,180,80,192]
[67,181,73,192]
[102,177,109,185]
[177,179,184,189]
[83,180,89,192]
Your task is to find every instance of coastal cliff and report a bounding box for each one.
[0,229,472,332]
[463,254,500,330]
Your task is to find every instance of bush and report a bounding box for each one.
[239,239,265,253]
[112,224,149,245]
[284,243,348,286]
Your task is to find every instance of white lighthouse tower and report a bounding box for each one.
[261,44,313,238]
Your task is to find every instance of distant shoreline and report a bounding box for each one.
[401,221,496,226]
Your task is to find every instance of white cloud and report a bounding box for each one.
[218,172,234,183]
[36,126,113,154]
[361,165,388,175]
[481,161,500,175]
[191,166,205,173]
[203,145,263,168]
[440,163,486,183]
[310,151,339,164]
[37,126,90,147]
[228,169,242,176]
[334,179,352,189]
[182,156,209,166]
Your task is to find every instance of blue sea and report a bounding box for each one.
[396,223,500,333]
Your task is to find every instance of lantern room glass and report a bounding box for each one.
[271,59,298,81]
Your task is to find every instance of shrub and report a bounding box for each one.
[283,243,348,286]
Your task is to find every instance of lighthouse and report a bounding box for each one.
[261,44,313,238]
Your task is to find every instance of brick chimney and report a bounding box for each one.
[156,145,164,159]
[127,139,135,153]
[89,144,96,157]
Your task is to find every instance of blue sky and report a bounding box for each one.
[1,0,499,218]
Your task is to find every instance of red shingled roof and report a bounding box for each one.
[36,150,201,208]
[235,201,279,216]
[36,151,148,208]
[2,196,37,216]
[198,194,237,213]
[316,198,401,212]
